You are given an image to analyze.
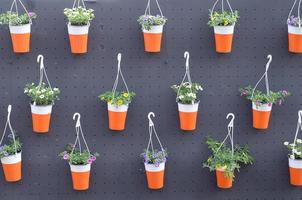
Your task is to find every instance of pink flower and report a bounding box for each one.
[282,90,288,96]
[91,156,96,161]
[63,154,69,160]
[87,158,93,164]
[268,103,272,106]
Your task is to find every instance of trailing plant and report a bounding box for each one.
[171,82,203,104]
[287,16,302,27]
[99,91,136,106]
[284,139,302,160]
[0,11,37,26]
[59,143,99,165]
[203,137,253,180]
[64,7,95,26]
[0,134,22,159]
[208,10,239,27]
[239,85,291,106]
[24,82,61,106]
[141,148,168,166]
[137,14,167,31]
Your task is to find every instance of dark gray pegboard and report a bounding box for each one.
[0,0,302,199]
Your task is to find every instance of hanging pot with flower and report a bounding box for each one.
[99,53,136,131]
[141,112,168,189]
[203,113,253,189]
[208,0,239,53]
[64,0,95,54]
[284,111,302,186]
[0,105,23,182]
[24,55,61,133]
[239,55,290,130]
[59,113,99,190]
[287,0,302,53]
[0,0,37,53]
[171,52,203,131]
[137,0,167,53]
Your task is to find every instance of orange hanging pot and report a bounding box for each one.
[143,25,164,53]
[288,25,302,53]
[144,162,165,189]
[30,104,53,133]
[288,158,302,186]
[177,101,199,131]
[67,23,90,54]
[9,24,31,53]
[1,152,22,182]
[70,163,91,190]
[107,103,129,131]
[215,168,233,189]
[252,102,272,130]
[213,25,235,53]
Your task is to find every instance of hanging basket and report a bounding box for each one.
[142,0,165,52]
[287,0,302,53]
[0,105,22,182]
[210,0,235,53]
[9,0,32,53]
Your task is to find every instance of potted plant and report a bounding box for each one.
[284,110,302,186]
[64,2,95,54]
[287,0,302,53]
[203,113,253,189]
[59,113,99,190]
[0,105,22,182]
[137,0,167,53]
[98,53,135,131]
[0,0,37,53]
[141,112,168,189]
[171,52,203,131]
[24,55,61,133]
[208,0,239,53]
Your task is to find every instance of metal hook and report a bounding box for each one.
[184,51,190,70]
[265,54,272,72]
[226,113,235,127]
[73,112,81,128]
[148,112,155,126]
[298,110,302,124]
[7,105,12,120]
[37,54,44,70]
[117,53,122,71]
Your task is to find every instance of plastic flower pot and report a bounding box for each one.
[213,25,235,53]
[252,102,272,129]
[177,101,199,131]
[107,103,128,131]
[289,158,302,186]
[144,162,165,189]
[70,163,91,190]
[1,152,22,182]
[143,25,164,53]
[67,23,90,54]
[216,168,232,189]
[9,24,31,53]
[30,104,53,133]
[288,25,302,53]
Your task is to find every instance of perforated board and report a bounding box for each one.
[0,0,302,199]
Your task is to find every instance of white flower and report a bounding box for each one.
[39,95,45,99]
[29,89,33,93]
[36,91,41,94]
[293,149,298,154]
[186,84,192,89]
[192,94,196,98]
[24,89,28,93]
[297,152,301,155]
[290,143,296,147]
[290,155,295,159]
[41,89,46,93]
[199,86,203,91]
[297,139,302,143]
[284,141,289,146]
[178,95,184,99]
[49,91,54,95]
[53,88,59,91]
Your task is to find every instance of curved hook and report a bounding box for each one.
[226,113,235,127]
[299,110,302,124]
[117,53,122,71]
[265,54,272,72]
[7,105,12,120]
[148,112,155,126]
[184,51,190,70]
[73,112,81,128]
[37,54,44,70]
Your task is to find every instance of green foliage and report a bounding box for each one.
[239,85,291,105]
[137,14,167,31]
[64,7,95,26]
[99,91,136,106]
[24,82,60,106]
[141,148,168,165]
[0,11,37,26]
[208,10,239,27]
[171,82,203,104]
[203,137,253,180]
[59,143,99,165]
[0,135,22,159]
[284,140,302,160]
